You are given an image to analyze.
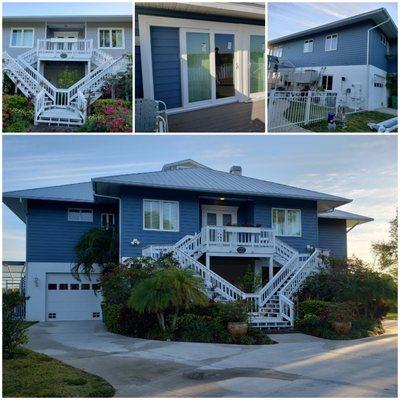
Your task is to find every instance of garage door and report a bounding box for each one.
[373,75,386,109]
[46,273,102,321]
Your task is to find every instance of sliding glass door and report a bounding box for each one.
[249,35,265,96]
[215,33,235,99]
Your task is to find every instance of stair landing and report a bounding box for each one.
[36,107,83,126]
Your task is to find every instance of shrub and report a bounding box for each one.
[3,121,32,133]
[298,300,330,318]
[57,66,80,88]
[176,314,216,343]
[91,99,131,114]
[2,95,34,132]
[238,268,262,292]
[3,292,28,359]
[214,301,249,325]
[101,303,121,333]
[5,95,29,109]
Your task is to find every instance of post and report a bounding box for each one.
[268,89,275,124]
[304,91,311,124]
[269,257,273,280]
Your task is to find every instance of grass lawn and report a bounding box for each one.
[304,111,397,132]
[386,312,398,320]
[3,348,115,397]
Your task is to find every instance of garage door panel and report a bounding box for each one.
[46,273,102,321]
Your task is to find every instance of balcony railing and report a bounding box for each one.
[201,226,275,255]
[37,39,93,60]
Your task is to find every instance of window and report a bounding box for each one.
[272,208,301,237]
[271,47,283,57]
[59,284,68,290]
[93,312,100,318]
[70,284,79,290]
[143,199,179,231]
[99,28,124,49]
[10,28,34,48]
[101,213,115,229]
[322,75,333,90]
[325,34,338,51]
[48,284,57,290]
[81,284,90,290]
[68,208,93,222]
[303,39,314,53]
[92,283,101,291]
[48,313,56,319]
[380,34,387,45]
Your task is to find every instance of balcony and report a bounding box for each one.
[37,39,93,61]
[201,226,275,256]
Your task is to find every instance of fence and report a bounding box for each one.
[268,90,338,132]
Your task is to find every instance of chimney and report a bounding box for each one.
[229,166,242,176]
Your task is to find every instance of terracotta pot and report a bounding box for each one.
[227,322,248,336]
[332,321,352,334]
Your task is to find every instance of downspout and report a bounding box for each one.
[93,192,122,263]
[366,17,390,110]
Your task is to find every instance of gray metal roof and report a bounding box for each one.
[269,8,397,45]
[93,167,351,211]
[318,209,373,229]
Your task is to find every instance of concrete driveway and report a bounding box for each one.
[26,320,397,397]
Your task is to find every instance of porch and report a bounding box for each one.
[37,39,93,61]
[168,100,265,133]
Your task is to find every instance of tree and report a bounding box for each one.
[128,267,208,332]
[371,215,398,279]
[72,228,119,279]
[57,66,80,88]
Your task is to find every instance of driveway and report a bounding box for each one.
[26,320,397,397]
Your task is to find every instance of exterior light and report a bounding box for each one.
[131,238,140,245]
[220,197,225,201]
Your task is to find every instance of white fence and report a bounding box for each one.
[268,90,338,132]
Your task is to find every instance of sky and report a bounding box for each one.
[268,2,398,40]
[2,135,397,264]
[2,1,131,16]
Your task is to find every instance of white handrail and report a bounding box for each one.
[34,90,46,123]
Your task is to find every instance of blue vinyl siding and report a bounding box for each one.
[121,188,199,258]
[318,218,347,258]
[135,45,143,98]
[387,40,397,73]
[369,27,389,71]
[253,198,318,253]
[275,21,372,67]
[26,200,118,263]
[150,27,182,109]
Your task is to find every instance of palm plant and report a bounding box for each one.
[72,228,119,279]
[128,267,208,332]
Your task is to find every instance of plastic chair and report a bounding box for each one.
[135,98,168,132]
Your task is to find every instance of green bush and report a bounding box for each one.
[3,95,34,132]
[57,66,80,88]
[3,292,28,359]
[4,95,29,109]
[3,121,32,133]
[176,314,216,343]
[298,300,330,318]
[91,99,131,115]
[101,303,121,333]
[214,301,249,325]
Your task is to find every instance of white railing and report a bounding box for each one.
[268,90,338,132]
[34,90,46,123]
[55,89,69,106]
[92,48,114,66]
[142,245,174,259]
[279,250,321,324]
[201,226,275,254]
[275,237,298,263]
[77,90,88,120]
[37,39,93,59]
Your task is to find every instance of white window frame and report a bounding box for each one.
[101,213,115,229]
[271,46,283,57]
[143,199,180,232]
[98,27,125,49]
[68,208,93,222]
[271,208,302,237]
[321,75,334,91]
[380,34,387,46]
[325,34,338,51]
[303,39,313,53]
[9,27,35,48]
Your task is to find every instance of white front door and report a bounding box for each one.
[201,205,238,227]
[46,273,102,321]
[181,29,238,108]
[54,31,78,50]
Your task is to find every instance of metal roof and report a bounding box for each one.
[92,167,351,211]
[318,209,373,229]
[269,8,397,45]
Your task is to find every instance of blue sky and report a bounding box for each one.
[269,2,398,40]
[3,2,131,16]
[3,135,397,263]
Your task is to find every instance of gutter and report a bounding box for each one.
[93,193,122,263]
[366,17,390,109]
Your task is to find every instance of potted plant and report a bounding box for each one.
[329,303,352,334]
[218,301,249,336]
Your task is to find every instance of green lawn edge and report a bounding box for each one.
[3,348,115,398]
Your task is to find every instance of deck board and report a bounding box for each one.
[168,100,265,133]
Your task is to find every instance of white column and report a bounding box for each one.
[269,257,274,281]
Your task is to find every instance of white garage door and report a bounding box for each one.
[373,75,386,109]
[46,273,102,321]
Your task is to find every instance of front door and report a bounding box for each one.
[201,205,238,227]
[182,30,237,108]
[54,31,78,50]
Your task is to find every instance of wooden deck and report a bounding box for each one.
[168,100,265,133]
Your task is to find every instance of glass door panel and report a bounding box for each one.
[250,35,265,94]
[186,32,211,103]
[215,34,235,99]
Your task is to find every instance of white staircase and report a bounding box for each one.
[143,228,324,329]
[3,42,128,126]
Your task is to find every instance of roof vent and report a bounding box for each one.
[229,166,242,176]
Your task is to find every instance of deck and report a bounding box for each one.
[168,100,265,133]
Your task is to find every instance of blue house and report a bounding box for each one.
[3,159,372,327]
[135,3,265,113]
[268,8,398,110]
